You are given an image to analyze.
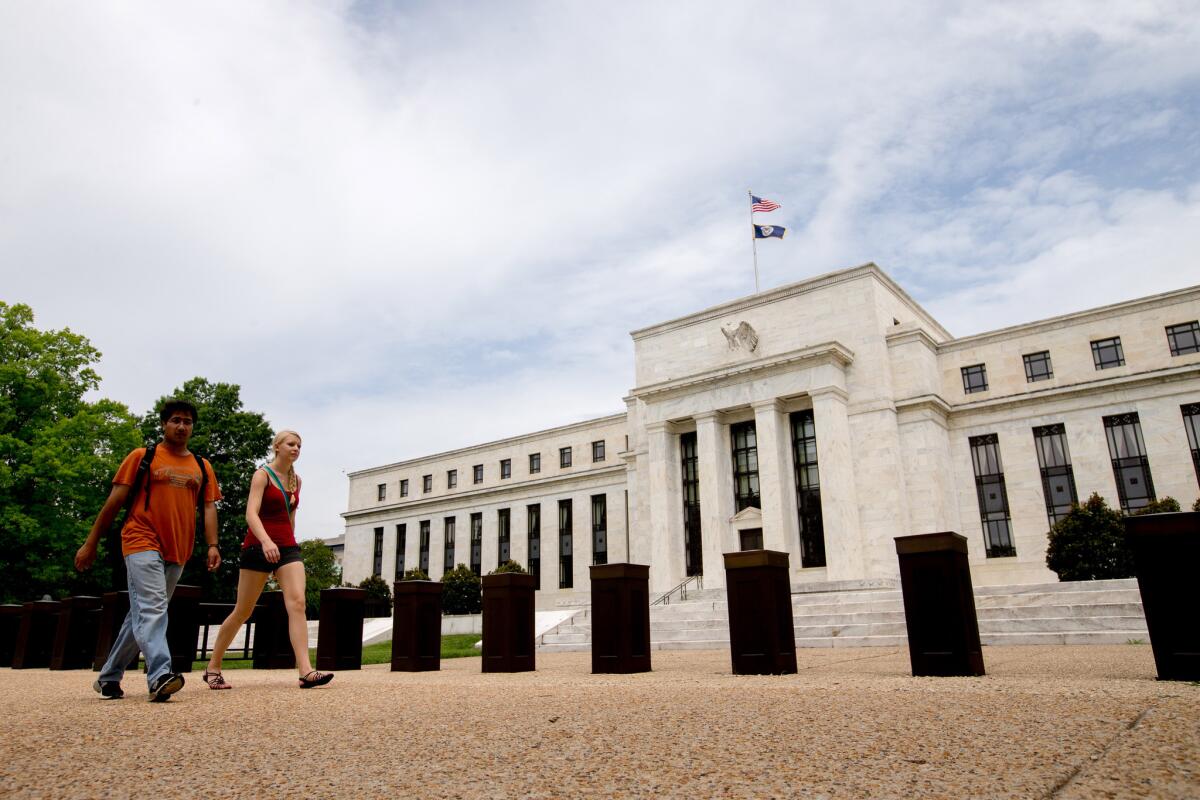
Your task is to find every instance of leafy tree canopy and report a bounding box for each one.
[441,564,482,615]
[301,539,342,617]
[138,377,273,601]
[0,303,140,601]
[1045,493,1133,581]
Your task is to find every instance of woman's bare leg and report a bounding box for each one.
[273,561,314,677]
[206,569,270,674]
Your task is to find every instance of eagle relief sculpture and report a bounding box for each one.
[721,321,759,353]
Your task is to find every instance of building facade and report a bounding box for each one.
[343,264,1200,605]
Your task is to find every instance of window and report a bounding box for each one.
[559,447,572,468]
[377,483,386,502]
[1032,424,1078,527]
[470,512,483,576]
[527,504,542,590]
[473,464,483,484]
[418,521,430,574]
[443,517,455,574]
[399,479,409,498]
[730,421,760,512]
[422,474,432,493]
[447,469,457,489]
[1167,321,1200,356]
[680,432,703,577]
[790,410,826,568]
[591,494,607,565]
[372,527,384,577]
[1091,337,1125,370]
[739,528,763,551]
[529,452,541,474]
[1023,351,1053,383]
[558,499,573,589]
[592,440,605,462]
[961,363,988,394]
[1104,413,1156,513]
[500,459,511,480]
[1183,404,1200,489]
[497,508,511,566]
[969,434,1016,557]
[394,524,406,576]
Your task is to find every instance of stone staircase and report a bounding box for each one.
[536,578,1148,652]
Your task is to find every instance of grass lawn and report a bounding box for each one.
[191,634,481,671]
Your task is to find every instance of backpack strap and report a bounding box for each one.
[133,442,157,512]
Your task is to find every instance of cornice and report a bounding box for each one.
[629,342,854,403]
[343,463,627,520]
[347,412,627,478]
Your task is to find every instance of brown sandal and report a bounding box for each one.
[203,670,231,690]
[298,670,333,689]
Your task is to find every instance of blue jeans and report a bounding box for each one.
[98,550,183,688]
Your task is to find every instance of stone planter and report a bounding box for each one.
[252,591,294,669]
[165,585,202,673]
[0,604,24,668]
[391,581,443,672]
[723,550,796,675]
[894,532,985,677]
[12,599,61,669]
[50,595,102,670]
[1124,511,1200,681]
[589,563,651,674]
[481,572,535,673]
[317,587,366,670]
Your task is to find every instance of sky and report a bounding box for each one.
[2,1,1199,542]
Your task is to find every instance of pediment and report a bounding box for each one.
[729,506,762,524]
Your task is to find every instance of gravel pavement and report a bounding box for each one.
[0,645,1196,799]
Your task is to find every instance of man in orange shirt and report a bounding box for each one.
[76,399,221,701]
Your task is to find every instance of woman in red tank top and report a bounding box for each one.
[202,430,333,689]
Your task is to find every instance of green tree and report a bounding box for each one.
[441,564,482,614]
[138,377,273,601]
[0,303,140,602]
[301,539,342,618]
[357,574,393,617]
[1045,493,1133,581]
[489,559,528,575]
[1132,497,1181,515]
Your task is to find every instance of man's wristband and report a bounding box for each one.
[207,544,219,550]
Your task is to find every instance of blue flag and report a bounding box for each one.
[753,224,786,239]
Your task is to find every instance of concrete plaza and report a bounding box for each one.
[0,645,1196,798]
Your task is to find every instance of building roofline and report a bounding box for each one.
[941,283,1200,351]
[629,262,952,341]
[346,411,628,478]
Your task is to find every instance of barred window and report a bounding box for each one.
[559,447,572,468]
[1183,404,1200,489]
[469,513,482,576]
[447,469,457,489]
[394,524,406,577]
[473,464,483,484]
[1103,413,1155,513]
[730,421,760,512]
[1166,321,1200,356]
[790,410,825,568]
[1091,337,1125,370]
[443,517,455,575]
[961,364,988,394]
[399,479,408,498]
[422,474,432,493]
[529,452,541,474]
[591,494,607,565]
[497,508,511,566]
[968,434,1016,557]
[372,527,384,577]
[377,483,386,502]
[500,459,511,480]
[527,504,541,590]
[592,440,606,462]
[418,520,430,574]
[1023,351,1053,383]
[558,499,573,589]
[1032,424,1078,527]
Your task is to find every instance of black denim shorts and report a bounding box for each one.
[239,544,303,573]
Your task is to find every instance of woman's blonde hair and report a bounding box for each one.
[271,429,301,491]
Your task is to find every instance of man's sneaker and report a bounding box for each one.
[148,672,184,702]
[93,680,124,700]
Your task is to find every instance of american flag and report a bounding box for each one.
[751,195,780,213]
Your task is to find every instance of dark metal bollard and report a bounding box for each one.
[252,591,295,669]
[589,563,651,674]
[93,591,138,672]
[0,604,22,668]
[316,587,366,670]
[723,550,797,675]
[391,580,443,672]
[894,532,985,677]
[165,585,203,673]
[1124,511,1200,681]
[481,572,535,673]
[12,599,62,669]
[50,596,102,670]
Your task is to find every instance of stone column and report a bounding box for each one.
[752,399,801,565]
[647,421,686,592]
[510,505,529,572]
[809,386,865,581]
[695,412,735,589]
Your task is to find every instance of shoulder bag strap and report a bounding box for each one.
[262,465,293,518]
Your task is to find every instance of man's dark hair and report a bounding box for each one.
[159,398,198,424]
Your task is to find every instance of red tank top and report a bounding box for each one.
[242,470,299,549]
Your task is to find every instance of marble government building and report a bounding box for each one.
[341,264,1200,605]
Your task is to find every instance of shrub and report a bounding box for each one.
[358,574,393,617]
[398,568,430,581]
[1193,497,1200,512]
[1045,493,1133,581]
[300,540,342,619]
[441,564,482,615]
[1132,497,1181,515]
[489,559,528,575]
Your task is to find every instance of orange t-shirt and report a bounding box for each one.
[114,446,222,564]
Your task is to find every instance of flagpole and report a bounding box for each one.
[748,189,760,293]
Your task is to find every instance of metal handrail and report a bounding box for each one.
[650,574,703,606]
